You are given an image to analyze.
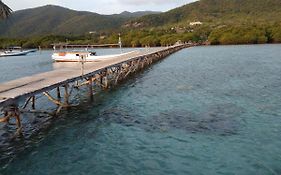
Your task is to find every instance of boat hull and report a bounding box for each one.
[0,50,30,57]
[52,51,137,62]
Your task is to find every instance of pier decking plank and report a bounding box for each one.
[0,47,165,106]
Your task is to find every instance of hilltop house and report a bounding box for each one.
[189,21,203,26]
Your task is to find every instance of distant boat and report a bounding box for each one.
[52,50,137,62]
[0,47,36,57]
[51,35,136,62]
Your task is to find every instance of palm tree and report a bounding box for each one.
[0,0,12,19]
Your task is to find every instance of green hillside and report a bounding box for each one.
[126,0,281,28]
[0,0,281,47]
[122,0,281,45]
[0,5,159,37]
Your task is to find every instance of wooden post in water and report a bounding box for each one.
[32,96,36,109]
[64,84,70,106]
[89,77,93,101]
[103,76,108,89]
[0,104,22,134]
[22,96,32,109]
[57,87,61,99]
[100,73,103,86]
[15,108,22,134]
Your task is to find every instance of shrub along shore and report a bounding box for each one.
[0,24,280,49]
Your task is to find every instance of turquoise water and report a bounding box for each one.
[0,48,139,83]
[1,45,281,174]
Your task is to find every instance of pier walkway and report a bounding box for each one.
[0,44,192,132]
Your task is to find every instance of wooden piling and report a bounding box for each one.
[89,77,93,101]
[32,96,35,109]
[57,87,61,99]
[64,84,70,106]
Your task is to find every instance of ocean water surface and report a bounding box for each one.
[0,45,281,174]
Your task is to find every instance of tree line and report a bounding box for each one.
[208,24,281,45]
[0,24,280,49]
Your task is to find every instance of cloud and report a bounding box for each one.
[118,0,195,5]
[117,0,196,6]
[117,0,177,5]
[5,0,59,11]
[4,0,197,14]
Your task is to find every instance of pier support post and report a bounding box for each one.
[0,104,22,134]
[103,76,108,89]
[100,74,103,86]
[89,77,93,101]
[57,87,61,99]
[22,97,32,109]
[32,96,36,110]
[64,84,70,106]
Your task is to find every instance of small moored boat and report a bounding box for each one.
[52,50,137,62]
[0,47,36,57]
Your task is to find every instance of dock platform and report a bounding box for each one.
[0,44,192,132]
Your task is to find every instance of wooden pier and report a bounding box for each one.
[0,44,192,133]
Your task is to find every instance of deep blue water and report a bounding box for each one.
[0,45,281,174]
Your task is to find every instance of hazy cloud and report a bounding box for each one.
[4,0,197,14]
[5,0,59,10]
[117,0,185,5]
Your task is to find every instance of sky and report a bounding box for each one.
[4,0,197,14]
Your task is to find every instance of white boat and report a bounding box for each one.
[0,47,35,57]
[52,50,137,62]
[52,34,135,62]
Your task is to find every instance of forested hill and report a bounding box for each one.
[1,0,281,37]
[1,0,281,47]
[0,5,159,37]
[126,0,281,28]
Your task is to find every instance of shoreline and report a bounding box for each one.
[1,43,281,51]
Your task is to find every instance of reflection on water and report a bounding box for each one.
[1,45,281,175]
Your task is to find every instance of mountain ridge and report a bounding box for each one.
[0,5,160,37]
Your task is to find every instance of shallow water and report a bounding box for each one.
[0,45,281,174]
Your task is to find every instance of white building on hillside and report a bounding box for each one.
[189,21,203,26]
